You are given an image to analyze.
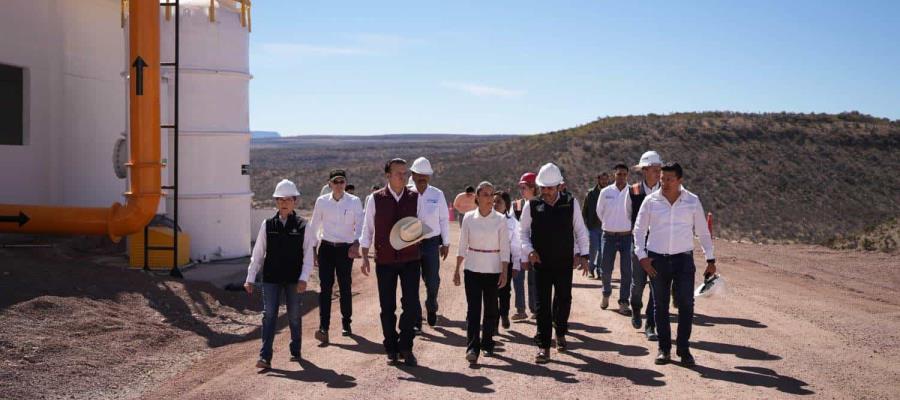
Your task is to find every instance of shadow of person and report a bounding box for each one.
[566,322,610,334]
[693,313,768,328]
[397,364,495,393]
[554,350,666,387]
[437,317,467,331]
[265,358,357,389]
[419,326,467,346]
[565,331,649,357]
[329,334,384,355]
[687,364,813,395]
[691,340,781,361]
[479,353,579,384]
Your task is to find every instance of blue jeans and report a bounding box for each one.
[631,253,656,327]
[260,282,301,362]
[417,237,442,326]
[599,232,633,304]
[649,252,695,352]
[513,265,526,312]
[588,228,603,275]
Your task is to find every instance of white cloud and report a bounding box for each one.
[441,81,526,98]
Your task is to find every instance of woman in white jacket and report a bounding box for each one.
[493,190,525,329]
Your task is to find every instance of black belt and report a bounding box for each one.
[321,240,352,247]
[603,231,632,236]
[648,250,692,258]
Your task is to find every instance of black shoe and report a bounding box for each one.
[412,325,423,336]
[535,348,551,364]
[645,325,658,341]
[256,358,271,369]
[557,335,568,352]
[466,350,479,364]
[631,315,642,329]
[289,354,301,362]
[400,351,418,367]
[501,315,510,329]
[677,348,696,367]
[342,327,352,336]
[315,329,329,344]
[427,312,438,327]
[387,352,400,365]
[655,350,671,365]
[482,348,495,357]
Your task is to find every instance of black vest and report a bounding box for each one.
[262,212,307,284]
[529,192,575,267]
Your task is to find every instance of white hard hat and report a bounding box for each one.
[390,217,433,250]
[272,179,300,198]
[410,157,434,175]
[695,273,726,299]
[535,163,564,187]
[636,151,663,168]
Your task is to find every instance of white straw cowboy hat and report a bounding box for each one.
[390,217,433,250]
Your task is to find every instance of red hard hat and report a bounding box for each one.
[518,172,537,185]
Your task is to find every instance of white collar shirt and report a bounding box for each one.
[595,183,633,233]
[308,192,365,245]
[457,209,510,273]
[411,184,450,245]
[632,188,715,261]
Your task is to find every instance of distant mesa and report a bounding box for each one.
[251,131,281,139]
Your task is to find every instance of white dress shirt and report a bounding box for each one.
[632,187,715,261]
[307,192,364,245]
[245,215,315,283]
[411,184,450,245]
[458,209,510,273]
[359,185,422,249]
[595,183,633,233]
[503,212,523,270]
[519,194,590,257]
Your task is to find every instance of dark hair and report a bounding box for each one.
[613,163,629,171]
[465,185,475,193]
[493,190,512,214]
[371,184,382,191]
[661,162,684,178]
[384,158,407,173]
[345,184,355,191]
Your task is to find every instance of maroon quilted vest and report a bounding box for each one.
[373,186,420,264]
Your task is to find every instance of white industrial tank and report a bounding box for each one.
[159,1,253,261]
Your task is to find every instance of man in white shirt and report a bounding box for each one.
[628,150,663,341]
[408,157,451,331]
[308,169,365,344]
[519,163,590,364]
[595,163,634,315]
[633,163,716,367]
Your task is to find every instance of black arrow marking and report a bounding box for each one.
[132,56,148,96]
[0,211,30,227]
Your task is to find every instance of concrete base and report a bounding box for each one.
[181,257,249,289]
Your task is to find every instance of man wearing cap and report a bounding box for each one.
[359,158,425,367]
[629,151,663,341]
[595,164,635,316]
[582,172,610,279]
[308,169,365,344]
[408,157,451,331]
[519,163,590,363]
[633,162,716,367]
[244,179,314,369]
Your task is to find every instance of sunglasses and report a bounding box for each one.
[331,179,346,184]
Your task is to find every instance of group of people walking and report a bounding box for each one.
[243,150,716,370]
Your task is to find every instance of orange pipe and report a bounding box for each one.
[0,0,161,242]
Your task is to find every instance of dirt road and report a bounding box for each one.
[138,226,900,399]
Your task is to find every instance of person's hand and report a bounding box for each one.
[296,280,307,293]
[575,256,588,276]
[243,282,254,295]
[453,270,461,286]
[440,245,450,260]
[521,262,531,271]
[498,270,508,289]
[361,257,371,277]
[528,251,542,265]
[704,261,717,279]
[639,258,657,278]
[348,243,361,259]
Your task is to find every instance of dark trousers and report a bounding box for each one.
[318,242,353,331]
[417,236,442,326]
[498,260,514,320]
[376,261,421,354]
[534,261,574,349]
[631,253,656,327]
[465,270,499,353]
[649,251,695,352]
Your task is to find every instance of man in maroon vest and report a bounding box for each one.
[359,158,423,366]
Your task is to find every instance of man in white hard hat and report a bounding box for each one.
[359,158,424,367]
[633,162,716,367]
[244,179,314,369]
[519,163,590,364]
[308,169,365,344]
[629,150,663,341]
[408,157,451,331]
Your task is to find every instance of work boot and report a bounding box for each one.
[466,349,479,364]
[618,302,632,316]
[631,314,642,329]
[256,358,271,369]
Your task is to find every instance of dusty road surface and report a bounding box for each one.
[137,224,900,400]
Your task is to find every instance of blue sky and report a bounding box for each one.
[248,0,900,135]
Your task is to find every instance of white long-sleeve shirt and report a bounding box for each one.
[245,216,315,283]
[359,185,422,249]
[503,212,523,270]
[458,210,510,273]
[632,187,715,261]
[519,194,590,257]
[307,192,365,245]
[595,183,633,232]
[411,184,450,245]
